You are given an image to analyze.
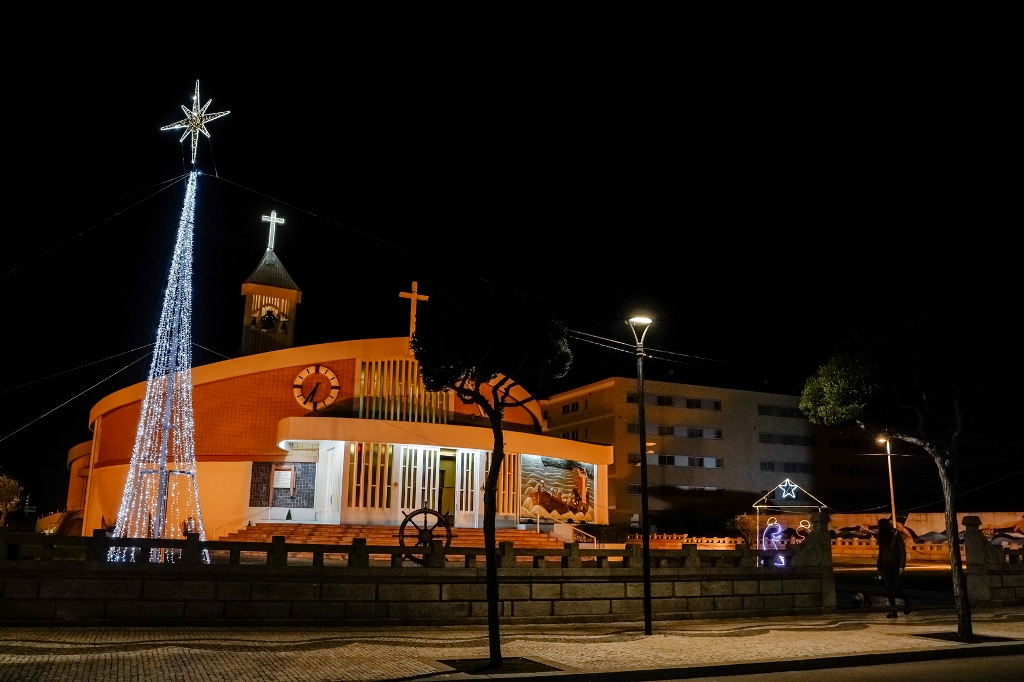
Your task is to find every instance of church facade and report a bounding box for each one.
[65,227,611,538]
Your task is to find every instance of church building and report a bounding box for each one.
[65,215,611,538]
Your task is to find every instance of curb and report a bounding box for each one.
[465,640,1024,681]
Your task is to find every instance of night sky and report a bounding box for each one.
[3,38,1018,516]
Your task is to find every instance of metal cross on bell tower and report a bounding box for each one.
[399,281,429,343]
[262,210,284,250]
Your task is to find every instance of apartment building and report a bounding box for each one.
[540,377,925,532]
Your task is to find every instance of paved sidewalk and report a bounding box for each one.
[0,608,1021,681]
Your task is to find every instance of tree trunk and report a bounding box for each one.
[935,455,972,639]
[483,411,505,667]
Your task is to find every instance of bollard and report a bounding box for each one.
[348,538,369,568]
[562,542,581,569]
[182,533,203,564]
[499,541,517,568]
[426,540,446,568]
[624,544,643,569]
[87,528,108,562]
[268,535,288,566]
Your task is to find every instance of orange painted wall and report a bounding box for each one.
[94,358,357,468]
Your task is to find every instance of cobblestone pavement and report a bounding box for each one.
[1,609,1020,681]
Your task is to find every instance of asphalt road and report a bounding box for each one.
[672,654,1023,682]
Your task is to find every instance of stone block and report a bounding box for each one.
[763,595,794,609]
[687,597,714,612]
[184,602,225,619]
[40,578,141,600]
[389,601,470,620]
[499,584,531,601]
[674,581,701,597]
[378,584,441,602]
[651,598,689,613]
[793,593,821,608]
[216,582,251,601]
[55,601,104,620]
[782,579,820,594]
[1016,587,1024,599]
[612,599,645,615]
[532,583,561,600]
[225,601,292,620]
[345,602,389,619]
[143,580,215,601]
[107,601,184,620]
[251,581,320,601]
[291,602,347,619]
[742,596,764,610]
[733,580,759,596]
[323,583,376,601]
[627,582,673,598]
[714,596,743,611]
[553,600,611,616]
[513,600,552,617]
[562,583,624,599]
[991,587,1016,600]
[441,583,486,601]
[758,580,783,594]
[0,600,55,620]
[471,601,504,617]
[701,580,733,596]
[1001,574,1024,587]
[3,579,38,599]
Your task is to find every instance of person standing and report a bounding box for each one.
[876,517,911,618]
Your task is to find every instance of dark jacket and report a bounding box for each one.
[877,530,907,570]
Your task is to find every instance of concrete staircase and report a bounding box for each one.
[222,523,567,550]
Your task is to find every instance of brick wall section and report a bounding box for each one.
[95,358,357,467]
[0,561,833,626]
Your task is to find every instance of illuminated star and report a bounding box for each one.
[161,80,229,164]
[778,478,798,499]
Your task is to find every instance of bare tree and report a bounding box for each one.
[412,289,571,667]
[800,318,997,639]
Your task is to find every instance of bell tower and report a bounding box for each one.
[239,211,301,356]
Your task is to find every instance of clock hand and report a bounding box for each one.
[303,385,317,405]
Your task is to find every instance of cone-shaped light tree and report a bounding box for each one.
[411,289,571,667]
[110,172,207,561]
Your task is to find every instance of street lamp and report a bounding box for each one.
[627,316,653,636]
[878,437,897,520]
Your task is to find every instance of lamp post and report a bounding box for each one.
[628,316,653,636]
[878,437,897,520]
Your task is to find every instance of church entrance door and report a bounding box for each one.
[454,450,483,528]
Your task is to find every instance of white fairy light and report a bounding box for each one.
[160,81,229,164]
[110,171,208,562]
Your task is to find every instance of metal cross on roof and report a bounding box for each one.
[262,211,284,250]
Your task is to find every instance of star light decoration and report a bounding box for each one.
[161,80,229,164]
[778,478,799,499]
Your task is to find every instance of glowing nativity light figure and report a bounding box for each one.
[762,516,783,551]
[160,80,229,164]
[110,171,208,562]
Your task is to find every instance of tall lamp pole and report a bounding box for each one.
[878,437,897,520]
[628,316,654,636]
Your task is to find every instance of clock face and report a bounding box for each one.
[293,365,340,411]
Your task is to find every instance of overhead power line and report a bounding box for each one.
[1,175,187,280]
[0,351,152,444]
[0,343,155,395]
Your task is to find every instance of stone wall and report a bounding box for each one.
[964,515,1024,607]
[0,560,833,626]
